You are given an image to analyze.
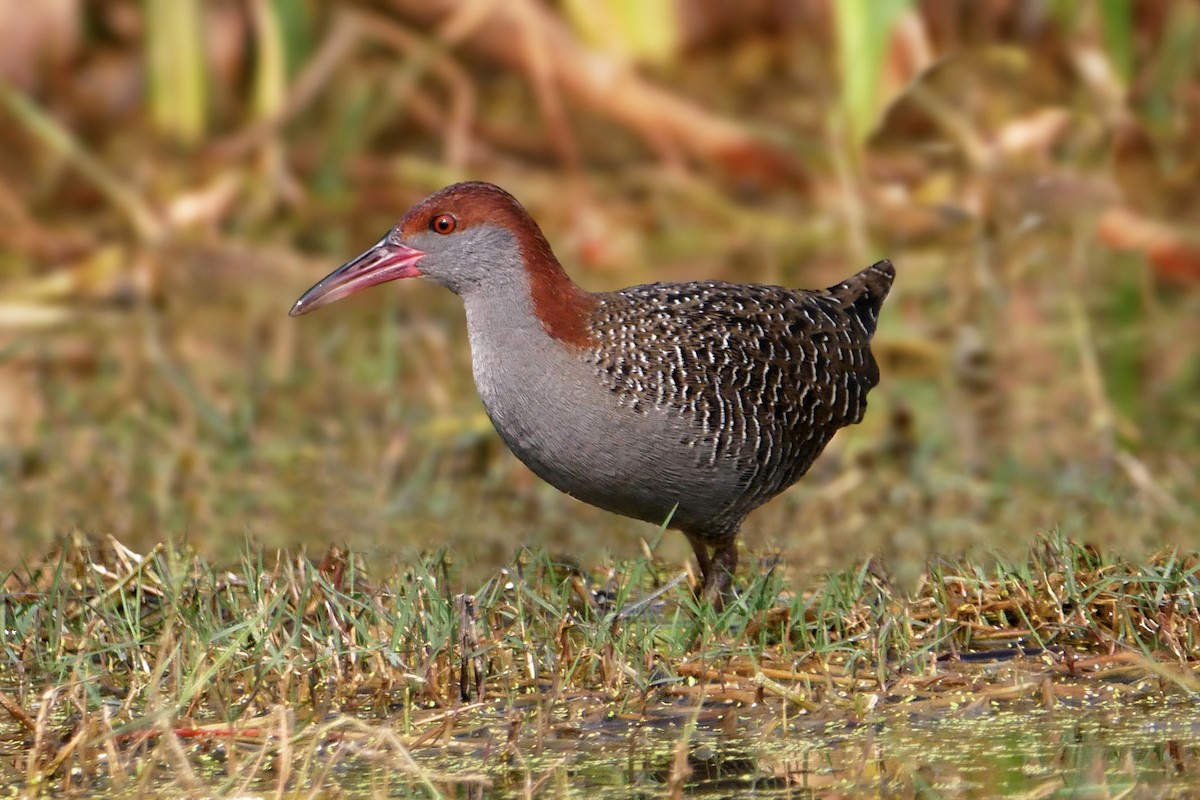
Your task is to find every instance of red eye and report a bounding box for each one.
[431,214,456,234]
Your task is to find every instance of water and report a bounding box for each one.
[332,694,1200,798]
[4,677,1198,797]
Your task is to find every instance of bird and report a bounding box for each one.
[291,182,894,608]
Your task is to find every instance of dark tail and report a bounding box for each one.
[828,259,895,335]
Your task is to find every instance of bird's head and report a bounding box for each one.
[289,181,561,316]
[290,181,594,346]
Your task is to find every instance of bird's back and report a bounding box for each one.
[580,259,895,534]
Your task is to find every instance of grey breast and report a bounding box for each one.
[463,285,709,531]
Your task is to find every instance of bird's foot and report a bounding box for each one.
[695,540,738,612]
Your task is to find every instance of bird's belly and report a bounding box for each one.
[476,375,743,532]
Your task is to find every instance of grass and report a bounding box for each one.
[2,532,1199,795]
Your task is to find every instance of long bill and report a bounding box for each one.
[289,238,427,316]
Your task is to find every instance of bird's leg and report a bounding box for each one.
[701,541,738,611]
[684,533,713,597]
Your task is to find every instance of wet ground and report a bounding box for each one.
[295,695,1200,797]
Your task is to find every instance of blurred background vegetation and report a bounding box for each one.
[0,0,1196,583]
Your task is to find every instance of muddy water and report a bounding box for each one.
[380,695,1200,798]
[4,688,1197,796]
